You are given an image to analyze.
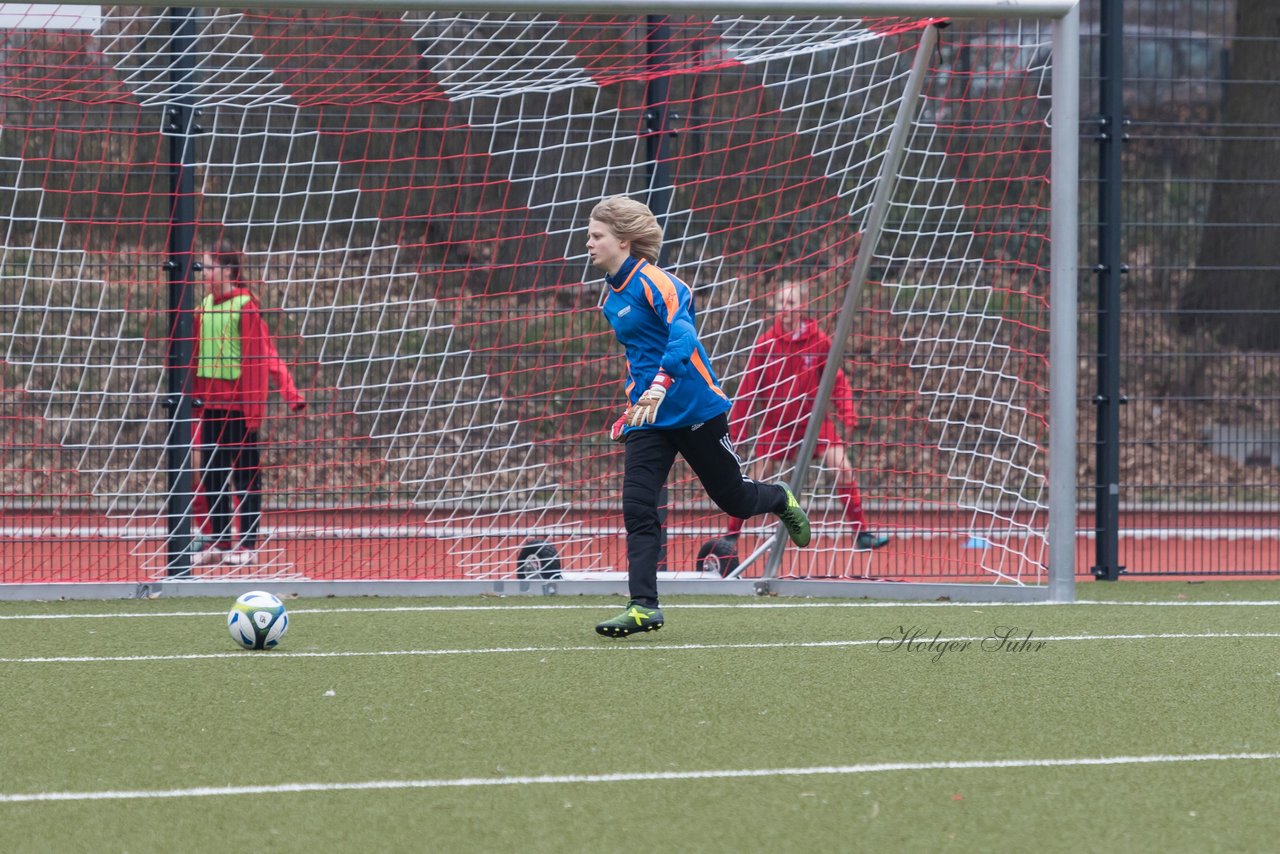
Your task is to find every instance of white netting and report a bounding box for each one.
[0,8,1056,584]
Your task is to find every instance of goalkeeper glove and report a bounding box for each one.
[610,410,630,443]
[625,370,674,427]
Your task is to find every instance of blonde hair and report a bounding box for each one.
[768,279,809,310]
[589,196,663,263]
[775,279,807,301]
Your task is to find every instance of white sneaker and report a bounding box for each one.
[191,546,226,567]
[223,548,257,567]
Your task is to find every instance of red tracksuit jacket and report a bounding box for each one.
[193,287,304,433]
[729,318,857,456]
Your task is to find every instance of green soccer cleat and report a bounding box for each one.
[595,602,665,638]
[855,531,891,551]
[776,485,811,548]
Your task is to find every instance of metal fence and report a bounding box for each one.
[2,2,1275,580]
[1080,0,1280,576]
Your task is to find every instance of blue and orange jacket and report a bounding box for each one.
[601,256,730,431]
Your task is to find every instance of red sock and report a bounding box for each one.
[838,482,868,531]
[725,515,744,537]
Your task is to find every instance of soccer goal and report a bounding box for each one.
[0,1,1079,601]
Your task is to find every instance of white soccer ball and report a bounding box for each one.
[227,590,289,650]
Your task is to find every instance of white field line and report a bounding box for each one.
[2,632,1280,664]
[2,752,1278,804]
[3,599,1280,622]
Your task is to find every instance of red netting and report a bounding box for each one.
[1,10,1056,584]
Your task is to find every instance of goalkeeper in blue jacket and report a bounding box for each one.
[587,195,811,637]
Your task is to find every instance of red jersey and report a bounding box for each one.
[192,287,305,432]
[729,318,857,453]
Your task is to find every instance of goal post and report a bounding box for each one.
[0,2,1079,601]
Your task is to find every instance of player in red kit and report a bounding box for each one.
[724,281,889,551]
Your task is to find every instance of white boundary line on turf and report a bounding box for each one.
[3,752,1278,803]
[3,632,1280,664]
[4,599,1280,621]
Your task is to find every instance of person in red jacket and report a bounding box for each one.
[191,241,306,567]
[724,280,889,551]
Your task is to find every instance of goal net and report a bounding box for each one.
[0,4,1077,594]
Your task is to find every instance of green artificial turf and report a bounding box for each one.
[1,582,1278,852]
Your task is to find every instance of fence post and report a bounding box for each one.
[644,15,676,239]
[645,15,677,571]
[163,7,200,575]
[1093,0,1126,581]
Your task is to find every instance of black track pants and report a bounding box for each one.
[622,413,786,606]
